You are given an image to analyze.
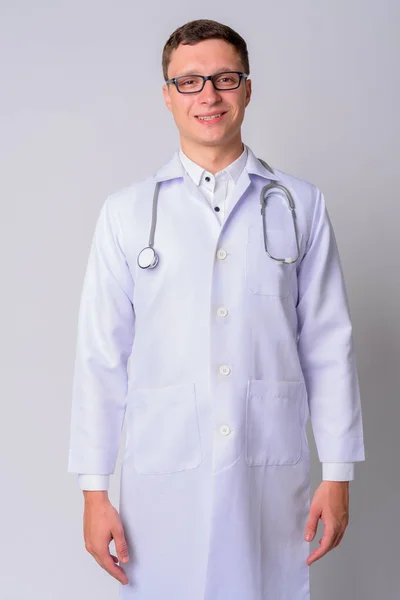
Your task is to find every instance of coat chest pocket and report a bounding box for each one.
[129,382,203,475]
[245,223,298,298]
[245,380,307,466]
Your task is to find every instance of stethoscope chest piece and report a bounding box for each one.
[137,246,159,269]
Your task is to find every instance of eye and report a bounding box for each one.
[179,77,200,87]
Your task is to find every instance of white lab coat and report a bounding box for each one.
[68,145,365,600]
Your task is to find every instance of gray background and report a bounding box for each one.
[1,1,399,598]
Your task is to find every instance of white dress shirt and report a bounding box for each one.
[78,143,354,491]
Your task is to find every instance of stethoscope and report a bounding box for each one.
[137,157,300,269]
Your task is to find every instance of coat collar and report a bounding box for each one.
[152,143,280,183]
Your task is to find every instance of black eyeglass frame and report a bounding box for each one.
[165,71,249,94]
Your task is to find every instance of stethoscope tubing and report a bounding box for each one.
[137,158,300,269]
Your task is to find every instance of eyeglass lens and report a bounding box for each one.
[177,72,241,93]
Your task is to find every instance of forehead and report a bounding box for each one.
[168,39,242,77]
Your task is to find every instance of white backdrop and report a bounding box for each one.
[1,1,399,598]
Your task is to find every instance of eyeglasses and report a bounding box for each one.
[165,71,249,94]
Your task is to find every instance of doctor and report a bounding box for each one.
[68,18,365,600]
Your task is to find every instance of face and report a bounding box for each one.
[162,39,252,150]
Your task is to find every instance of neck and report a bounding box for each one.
[180,138,245,175]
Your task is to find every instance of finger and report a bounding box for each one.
[306,525,336,566]
[94,552,129,585]
[307,527,336,565]
[103,555,129,584]
[113,525,130,564]
[304,507,321,542]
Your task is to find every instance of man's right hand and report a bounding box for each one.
[83,491,130,585]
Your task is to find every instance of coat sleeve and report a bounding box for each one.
[67,194,135,476]
[296,187,365,463]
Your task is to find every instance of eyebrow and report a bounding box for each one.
[176,67,238,77]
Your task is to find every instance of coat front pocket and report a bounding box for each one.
[245,223,298,298]
[129,382,202,474]
[245,380,307,466]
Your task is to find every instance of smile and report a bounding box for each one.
[195,112,227,123]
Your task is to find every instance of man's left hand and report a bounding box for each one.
[304,481,349,566]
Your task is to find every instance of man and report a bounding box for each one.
[68,18,365,600]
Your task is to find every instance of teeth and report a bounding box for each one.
[198,113,223,120]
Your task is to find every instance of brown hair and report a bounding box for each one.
[162,19,250,82]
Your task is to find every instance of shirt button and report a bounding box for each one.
[219,365,231,376]
[214,206,220,212]
[217,306,228,317]
[205,176,210,182]
[219,425,231,436]
[216,248,227,260]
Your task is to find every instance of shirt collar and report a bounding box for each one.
[153,143,280,183]
[178,144,247,186]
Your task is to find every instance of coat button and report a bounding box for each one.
[217,306,228,317]
[219,425,231,436]
[219,365,231,376]
[216,248,227,260]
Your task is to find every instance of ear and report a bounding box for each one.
[162,84,172,112]
[245,78,252,108]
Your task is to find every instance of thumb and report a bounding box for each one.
[304,507,320,542]
[113,525,130,564]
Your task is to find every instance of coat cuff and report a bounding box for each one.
[322,462,354,481]
[78,474,110,490]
